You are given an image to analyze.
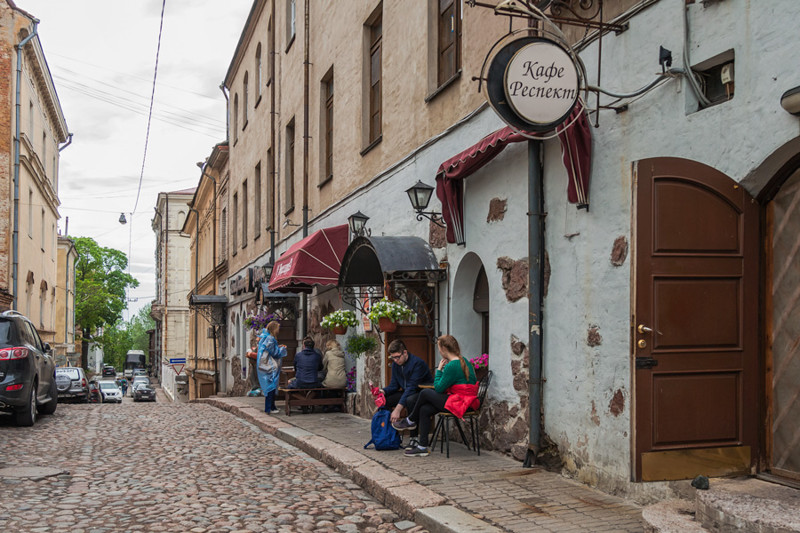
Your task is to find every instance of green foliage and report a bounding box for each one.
[74,236,139,339]
[99,304,155,369]
[344,334,378,357]
[321,309,357,329]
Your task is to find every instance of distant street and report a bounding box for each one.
[0,393,422,533]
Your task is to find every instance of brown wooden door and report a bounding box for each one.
[385,325,435,386]
[634,157,759,481]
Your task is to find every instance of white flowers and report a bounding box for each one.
[321,309,358,329]
[367,299,414,324]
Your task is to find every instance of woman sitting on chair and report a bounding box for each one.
[393,334,478,457]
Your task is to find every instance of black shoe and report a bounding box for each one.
[403,438,420,451]
[392,418,417,431]
[404,446,430,457]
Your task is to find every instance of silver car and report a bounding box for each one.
[55,367,89,402]
[98,380,122,403]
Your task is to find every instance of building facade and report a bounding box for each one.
[199,0,800,500]
[151,188,194,401]
[0,1,69,339]
[53,235,76,366]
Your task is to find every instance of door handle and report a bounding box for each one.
[637,324,662,335]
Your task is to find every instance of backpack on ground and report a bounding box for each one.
[364,408,401,450]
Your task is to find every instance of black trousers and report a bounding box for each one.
[407,389,448,447]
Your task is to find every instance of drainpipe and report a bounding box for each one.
[300,0,310,337]
[219,84,230,141]
[524,140,545,467]
[189,205,199,399]
[58,132,73,152]
[12,19,39,310]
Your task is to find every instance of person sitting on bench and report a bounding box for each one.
[290,336,323,389]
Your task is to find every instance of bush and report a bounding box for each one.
[345,334,378,357]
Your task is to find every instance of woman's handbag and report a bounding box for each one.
[259,355,277,373]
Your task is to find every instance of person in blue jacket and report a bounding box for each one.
[257,320,287,414]
[291,336,323,389]
[382,339,433,448]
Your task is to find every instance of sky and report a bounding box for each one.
[20,0,254,320]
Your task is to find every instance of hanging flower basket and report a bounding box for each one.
[321,309,357,333]
[378,317,397,332]
[367,299,414,333]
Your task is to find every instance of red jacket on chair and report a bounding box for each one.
[444,383,480,418]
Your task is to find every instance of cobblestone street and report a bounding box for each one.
[0,396,426,533]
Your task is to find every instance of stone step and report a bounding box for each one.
[696,477,800,532]
[642,499,706,533]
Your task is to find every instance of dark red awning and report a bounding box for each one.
[268,224,349,293]
[435,102,592,244]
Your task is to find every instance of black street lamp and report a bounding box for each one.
[348,211,371,238]
[405,180,445,227]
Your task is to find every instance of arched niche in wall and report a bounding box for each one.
[450,252,487,360]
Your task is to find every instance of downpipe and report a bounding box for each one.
[12,19,39,309]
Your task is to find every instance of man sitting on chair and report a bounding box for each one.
[382,339,433,450]
[291,336,323,389]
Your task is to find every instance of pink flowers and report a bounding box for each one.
[469,353,488,370]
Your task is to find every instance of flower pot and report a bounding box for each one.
[378,317,397,332]
[332,325,348,335]
[474,366,488,382]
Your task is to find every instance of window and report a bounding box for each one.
[366,7,382,145]
[28,101,33,135]
[39,285,45,326]
[52,155,57,185]
[437,0,461,85]
[220,207,228,259]
[42,132,47,171]
[286,0,296,48]
[322,68,334,182]
[285,119,295,213]
[242,72,249,127]
[242,180,248,247]
[232,193,238,253]
[28,189,33,237]
[266,148,274,230]
[254,163,262,238]
[255,44,263,103]
[40,209,45,250]
[233,94,239,142]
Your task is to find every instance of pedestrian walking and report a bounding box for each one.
[257,321,287,414]
[120,378,128,397]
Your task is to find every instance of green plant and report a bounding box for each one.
[321,309,358,329]
[345,334,378,357]
[366,299,414,324]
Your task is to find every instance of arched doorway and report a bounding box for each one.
[451,252,489,360]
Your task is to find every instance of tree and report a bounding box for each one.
[100,305,154,371]
[74,236,139,369]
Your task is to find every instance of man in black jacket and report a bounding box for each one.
[383,339,433,449]
[292,336,323,389]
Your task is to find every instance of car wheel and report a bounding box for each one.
[15,381,37,426]
[39,377,58,415]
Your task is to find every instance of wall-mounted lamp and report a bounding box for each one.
[119,213,127,225]
[282,218,300,228]
[405,180,446,228]
[348,210,371,237]
[780,86,800,116]
[263,262,274,280]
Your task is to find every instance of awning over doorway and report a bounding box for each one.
[338,236,446,287]
[268,224,349,293]
[436,102,592,244]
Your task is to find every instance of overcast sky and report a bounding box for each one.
[20,0,253,320]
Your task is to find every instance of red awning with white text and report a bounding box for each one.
[268,224,349,293]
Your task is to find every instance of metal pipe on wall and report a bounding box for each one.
[301,0,310,338]
[524,139,545,467]
[12,19,39,309]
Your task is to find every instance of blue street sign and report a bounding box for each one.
[169,358,186,364]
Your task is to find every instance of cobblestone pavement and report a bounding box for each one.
[0,393,427,533]
[229,396,645,533]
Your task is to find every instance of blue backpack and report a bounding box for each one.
[364,408,401,450]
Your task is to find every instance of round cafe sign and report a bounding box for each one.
[487,37,581,132]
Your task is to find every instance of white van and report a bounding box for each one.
[123,349,146,380]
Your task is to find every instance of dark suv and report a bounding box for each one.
[0,310,57,425]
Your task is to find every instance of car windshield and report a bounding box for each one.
[99,382,118,390]
[133,378,150,386]
[56,368,81,380]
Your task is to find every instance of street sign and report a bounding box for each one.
[171,364,185,375]
[169,358,186,364]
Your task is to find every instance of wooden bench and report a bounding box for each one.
[278,387,347,416]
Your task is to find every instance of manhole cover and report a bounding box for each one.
[0,466,67,479]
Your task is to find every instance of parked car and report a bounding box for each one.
[88,380,101,403]
[132,367,147,377]
[97,380,122,403]
[131,376,150,390]
[132,382,156,402]
[0,310,57,426]
[101,365,116,378]
[55,367,89,402]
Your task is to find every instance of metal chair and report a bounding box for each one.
[430,370,493,457]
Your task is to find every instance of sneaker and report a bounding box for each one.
[404,446,430,457]
[392,418,417,431]
[269,408,280,414]
[403,438,420,451]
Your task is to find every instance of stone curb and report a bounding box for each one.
[198,398,499,532]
